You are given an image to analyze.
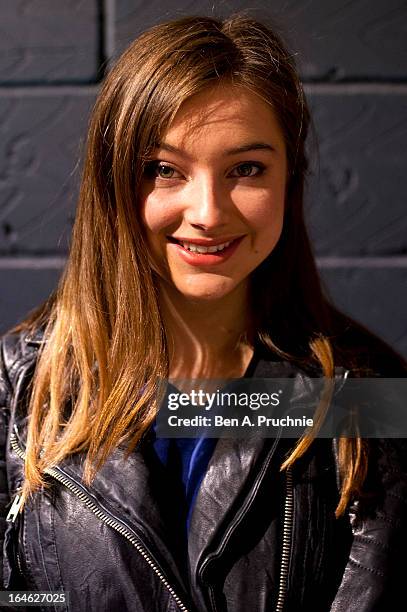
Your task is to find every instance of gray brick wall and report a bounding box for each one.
[1,0,406,357]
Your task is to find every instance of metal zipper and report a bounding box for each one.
[5,487,25,576]
[275,466,294,612]
[6,489,24,522]
[8,430,190,612]
[8,433,294,612]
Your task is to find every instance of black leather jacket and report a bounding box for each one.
[1,327,407,612]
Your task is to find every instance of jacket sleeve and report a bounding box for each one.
[0,338,12,587]
[330,438,407,611]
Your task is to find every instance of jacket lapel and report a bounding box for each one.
[187,358,299,589]
[60,433,192,599]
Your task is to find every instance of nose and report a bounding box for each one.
[183,173,230,231]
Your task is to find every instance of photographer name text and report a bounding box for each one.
[167,415,314,428]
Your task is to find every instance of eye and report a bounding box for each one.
[144,161,182,180]
[229,162,265,178]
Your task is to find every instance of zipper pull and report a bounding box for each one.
[6,492,23,523]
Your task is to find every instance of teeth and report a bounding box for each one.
[180,240,232,253]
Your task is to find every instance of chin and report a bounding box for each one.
[175,278,239,302]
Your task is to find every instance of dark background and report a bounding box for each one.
[1,0,406,356]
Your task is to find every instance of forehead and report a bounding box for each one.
[161,84,286,150]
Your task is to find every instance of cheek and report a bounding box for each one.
[140,194,177,237]
[235,188,285,240]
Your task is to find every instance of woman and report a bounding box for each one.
[1,14,406,612]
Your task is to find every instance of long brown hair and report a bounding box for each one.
[18,14,367,516]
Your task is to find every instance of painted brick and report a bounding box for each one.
[320,264,407,358]
[306,88,407,255]
[114,0,407,81]
[0,265,61,333]
[0,89,97,254]
[0,0,100,83]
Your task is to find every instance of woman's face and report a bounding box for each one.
[140,84,287,302]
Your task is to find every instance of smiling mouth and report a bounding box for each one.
[167,236,241,254]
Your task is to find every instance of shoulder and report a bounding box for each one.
[327,308,407,377]
[0,327,42,394]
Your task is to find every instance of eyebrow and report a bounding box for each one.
[156,141,277,156]
[224,142,277,155]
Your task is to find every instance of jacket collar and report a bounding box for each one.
[24,328,46,346]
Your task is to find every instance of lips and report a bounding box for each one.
[167,235,244,266]
[168,235,242,247]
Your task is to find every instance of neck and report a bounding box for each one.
[158,282,254,378]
